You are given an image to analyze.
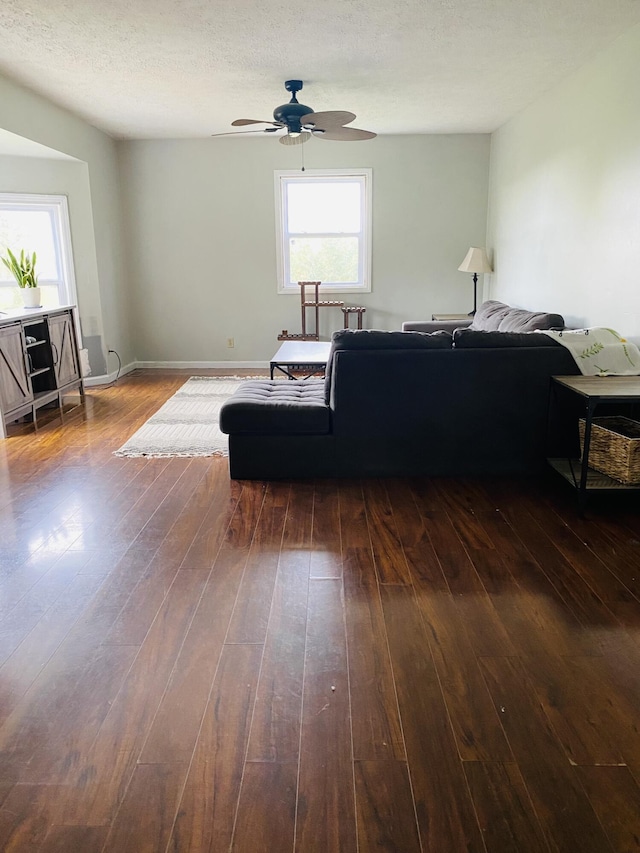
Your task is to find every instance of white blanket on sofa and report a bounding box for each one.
[539,327,640,376]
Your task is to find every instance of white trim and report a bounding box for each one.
[55,195,79,318]
[85,360,271,385]
[0,193,79,337]
[274,168,372,295]
[135,360,268,370]
[84,361,138,386]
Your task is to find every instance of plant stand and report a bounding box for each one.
[278,282,345,341]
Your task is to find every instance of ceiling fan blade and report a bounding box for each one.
[231,118,283,127]
[279,132,311,146]
[300,111,356,130]
[211,128,281,137]
[316,127,377,141]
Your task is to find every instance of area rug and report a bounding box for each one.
[114,376,261,458]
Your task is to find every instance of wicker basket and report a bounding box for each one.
[579,416,640,485]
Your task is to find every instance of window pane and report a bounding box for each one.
[289,237,359,284]
[0,209,59,282]
[287,182,361,233]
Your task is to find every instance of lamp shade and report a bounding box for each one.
[458,247,493,274]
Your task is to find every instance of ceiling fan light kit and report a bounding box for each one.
[216,80,377,144]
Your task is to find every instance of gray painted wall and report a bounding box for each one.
[119,133,490,363]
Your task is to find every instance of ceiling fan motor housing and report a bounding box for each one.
[274,80,312,133]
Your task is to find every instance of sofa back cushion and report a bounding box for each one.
[471,300,564,333]
[324,328,452,403]
[469,300,513,330]
[497,307,565,332]
[453,329,563,348]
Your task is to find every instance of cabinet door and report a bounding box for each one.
[49,312,80,388]
[0,324,33,413]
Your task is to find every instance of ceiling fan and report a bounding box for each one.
[212,80,377,145]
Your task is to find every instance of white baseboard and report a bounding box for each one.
[83,361,137,386]
[84,360,268,386]
[134,360,268,370]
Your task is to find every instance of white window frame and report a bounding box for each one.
[0,193,78,308]
[275,168,372,294]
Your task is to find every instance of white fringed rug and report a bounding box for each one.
[114,376,261,458]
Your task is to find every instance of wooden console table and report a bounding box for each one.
[0,306,84,437]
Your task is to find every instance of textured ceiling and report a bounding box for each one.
[0,0,639,139]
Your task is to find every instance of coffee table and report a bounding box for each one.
[270,341,332,380]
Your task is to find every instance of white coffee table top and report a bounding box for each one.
[271,341,332,365]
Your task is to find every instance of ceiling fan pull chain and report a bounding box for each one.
[301,143,305,172]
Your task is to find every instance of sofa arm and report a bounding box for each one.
[402,319,472,333]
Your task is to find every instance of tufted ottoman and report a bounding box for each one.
[219,378,330,436]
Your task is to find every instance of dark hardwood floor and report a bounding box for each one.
[1,369,640,852]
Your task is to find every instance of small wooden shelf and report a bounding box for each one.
[277,332,320,341]
[548,457,640,491]
[29,367,51,378]
[302,300,345,307]
[33,388,60,405]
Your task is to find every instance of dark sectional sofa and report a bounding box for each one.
[219,301,580,480]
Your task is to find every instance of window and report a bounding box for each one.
[275,169,372,294]
[0,194,77,311]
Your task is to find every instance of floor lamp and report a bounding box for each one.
[458,247,493,315]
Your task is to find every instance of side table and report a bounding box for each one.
[431,313,470,321]
[548,375,640,512]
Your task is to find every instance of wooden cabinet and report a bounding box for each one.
[48,311,81,389]
[0,324,33,415]
[0,307,84,438]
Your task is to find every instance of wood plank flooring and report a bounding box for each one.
[1,369,640,851]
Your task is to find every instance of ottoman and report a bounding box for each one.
[219,379,334,479]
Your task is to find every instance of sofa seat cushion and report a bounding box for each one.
[471,300,564,333]
[219,379,330,436]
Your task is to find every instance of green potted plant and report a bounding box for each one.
[1,248,42,308]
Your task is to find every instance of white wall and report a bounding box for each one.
[0,74,132,371]
[119,134,490,363]
[487,23,640,336]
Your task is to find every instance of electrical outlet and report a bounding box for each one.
[227,337,234,348]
